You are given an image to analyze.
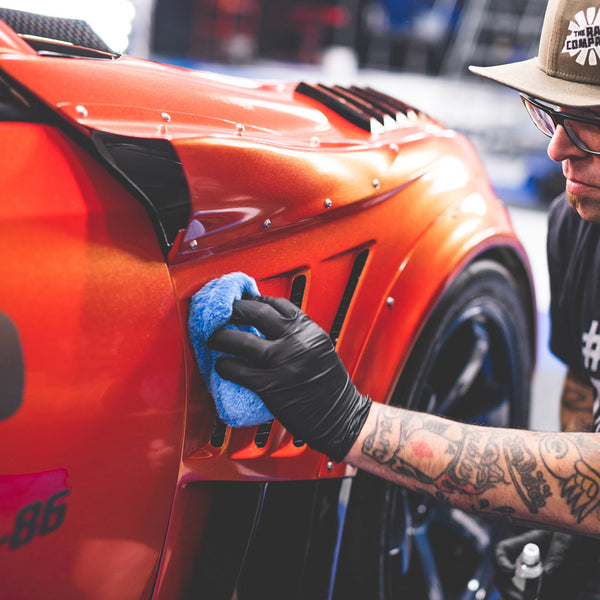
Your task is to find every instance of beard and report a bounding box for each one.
[566,192,600,223]
[567,191,580,210]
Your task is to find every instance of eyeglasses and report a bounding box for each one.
[520,94,600,155]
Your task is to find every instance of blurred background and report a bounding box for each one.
[1,0,567,428]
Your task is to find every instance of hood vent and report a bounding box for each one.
[0,8,118,59]
[295,82,420,134]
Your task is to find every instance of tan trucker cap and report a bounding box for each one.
[469,0,600,107]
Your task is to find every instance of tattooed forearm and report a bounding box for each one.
[361,405,401,463]
[362,405,506,495]
[361,407,438,485]
[349,403,600,536]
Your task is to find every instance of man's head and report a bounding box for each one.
[470,0,600,221]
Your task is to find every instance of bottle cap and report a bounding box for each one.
[521,543,541,566]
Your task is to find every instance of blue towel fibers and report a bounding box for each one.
[188,272,273,427]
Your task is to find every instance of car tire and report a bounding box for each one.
[334,259,533,600]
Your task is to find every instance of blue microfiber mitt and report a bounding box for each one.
[188,272,273,427]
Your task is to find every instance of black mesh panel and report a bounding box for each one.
[0,8,113,54]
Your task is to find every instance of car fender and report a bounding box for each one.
[351,194,535,409]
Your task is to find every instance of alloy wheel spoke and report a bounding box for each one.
[414,526,444,600]
[437,320,490,415]
[387,489,412,574]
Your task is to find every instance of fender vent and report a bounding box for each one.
[254,273,308,448]
[210,416,227,448]
[289,274,307,308]
[295,82,419,133]
[0,8,117,59]
[254,420,274,448]
[330,249,369,345]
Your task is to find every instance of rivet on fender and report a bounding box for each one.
[372,178,380,189]
[387,297,395,308]
[161,112,172,122]
[75,105,88,118]
[236,123,245,135]
[325,198,332,209]
[327,461,334,470]
[188,239,198,250]
[263,219,271,229]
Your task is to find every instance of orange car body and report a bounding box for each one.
[0,13,534,600]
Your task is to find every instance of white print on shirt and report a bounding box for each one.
[582,320,600,432]
[563,8,600,66]
[582,320,600,371]
[588,377,600,433]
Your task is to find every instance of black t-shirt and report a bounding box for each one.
[547,193,600,431]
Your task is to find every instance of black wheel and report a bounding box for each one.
[334,259,533,600]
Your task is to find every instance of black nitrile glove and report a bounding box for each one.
[208,295,372,462]
[494,529,600,600]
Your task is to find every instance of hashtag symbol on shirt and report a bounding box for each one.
[582,320,600,372]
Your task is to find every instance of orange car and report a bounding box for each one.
[0,8,535,600]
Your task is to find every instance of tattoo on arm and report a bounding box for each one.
[358,406,600,529]
[503,437,551,513]
[362,406,507,496]
[540,435,600,523]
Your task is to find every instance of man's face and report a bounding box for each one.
[547,105,600,223]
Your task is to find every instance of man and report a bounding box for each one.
[209,0,600,595]
[471,1,600,595]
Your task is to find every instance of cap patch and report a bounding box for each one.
[563,8,600,66]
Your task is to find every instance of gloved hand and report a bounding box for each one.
[493,529,594,600]
[207,295,372,462]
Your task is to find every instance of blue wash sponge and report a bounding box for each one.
[188,272,273,427]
